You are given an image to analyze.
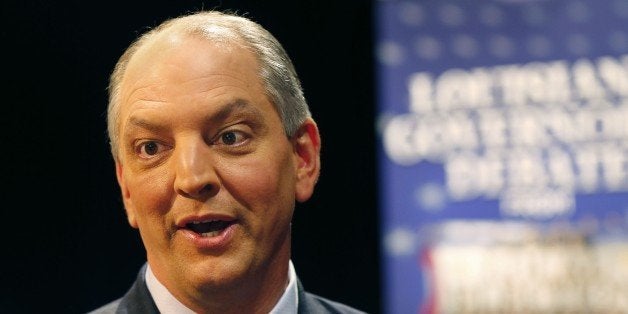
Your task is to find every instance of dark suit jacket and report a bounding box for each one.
[87,264,367,314]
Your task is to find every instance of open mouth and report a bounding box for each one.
[185,219,235,237]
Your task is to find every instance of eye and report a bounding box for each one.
[136,140,166,158]
[217,130,248,146]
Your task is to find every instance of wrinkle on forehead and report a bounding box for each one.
[127,98,262,130]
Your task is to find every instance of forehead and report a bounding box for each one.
[116,31,273,117]
[116,31,278,130]
[124,31,258,87]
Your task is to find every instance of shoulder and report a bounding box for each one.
[85,264,158,314]
[300,291,369,314]
[297,278,368,314]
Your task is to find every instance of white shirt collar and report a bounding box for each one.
[145,261,299,313]
[270,260,299,314]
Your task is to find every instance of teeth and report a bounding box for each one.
[191,219,220,224]
[185,219,232,236]
[200,231,221,237]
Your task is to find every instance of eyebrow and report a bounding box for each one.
[210,98,264,124]
[126,98,265,133]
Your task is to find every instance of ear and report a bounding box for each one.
[116,161,139,228]
[293,118,321,203]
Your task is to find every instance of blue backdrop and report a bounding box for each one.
[376,1,628,313]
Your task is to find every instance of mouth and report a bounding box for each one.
[181,218,236,238]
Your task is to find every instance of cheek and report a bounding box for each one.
[125,170,175,259]
[221,149,296,212]
[126,169,172,219]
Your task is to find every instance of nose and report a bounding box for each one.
[173,137,219,199]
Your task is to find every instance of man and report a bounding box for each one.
[89,10,366,314]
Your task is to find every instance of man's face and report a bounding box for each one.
[114,33,318,304]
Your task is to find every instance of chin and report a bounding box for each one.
[185,259,251,291]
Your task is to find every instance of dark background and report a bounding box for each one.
[2,1,380,313]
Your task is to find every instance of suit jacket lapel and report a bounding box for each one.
[117,264,160,314]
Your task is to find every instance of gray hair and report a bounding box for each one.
[107,10,310,161]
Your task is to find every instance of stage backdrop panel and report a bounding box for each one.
[376,0,628,313]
